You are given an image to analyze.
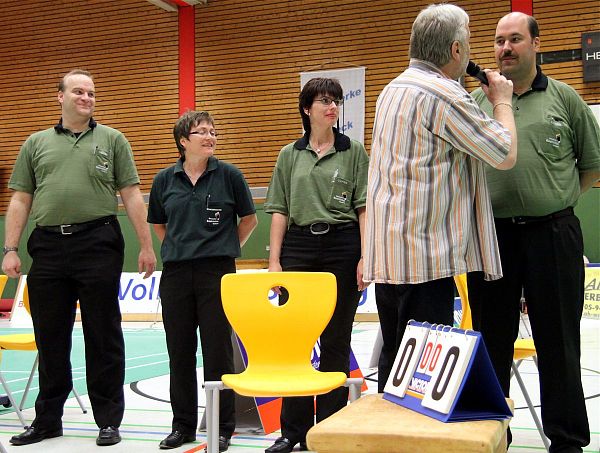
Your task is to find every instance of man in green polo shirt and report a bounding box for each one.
[467,13,600,452]
[1,69,156,447]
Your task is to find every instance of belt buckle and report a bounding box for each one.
[60,224,73,235]
[512,217,526,225]
[309,223,330,235]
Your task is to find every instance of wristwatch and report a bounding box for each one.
[2,246,18,255]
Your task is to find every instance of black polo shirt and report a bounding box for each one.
[148,156,255,263]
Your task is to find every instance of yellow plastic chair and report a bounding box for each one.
[0,277,87,427]
[453,274,549,452]
[204,272,363,453]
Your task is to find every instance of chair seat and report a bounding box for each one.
[0,334,36,351]
[222,369,347,397]
[513,338,536,361]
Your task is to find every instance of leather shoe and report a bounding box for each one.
[9,426,63,445]
[265,437,307,453]
[160,430,196,449]
[96,426,121,446]
[204,435,231,452]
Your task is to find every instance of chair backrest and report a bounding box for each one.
[0,275,7,298]
[453,274,472,330]
[221,272,337,371]
[22,282,31,315]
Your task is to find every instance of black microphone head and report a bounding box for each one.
[466,60,489,85]
[466,61,481,77]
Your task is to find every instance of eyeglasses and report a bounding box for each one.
[189,129,218,138]
[314,97,344,106]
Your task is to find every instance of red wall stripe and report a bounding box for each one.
[178,5,195,115]
[511,0,533,15]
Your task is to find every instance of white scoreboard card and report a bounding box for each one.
[421,331,477,414]
[383,323,430,398]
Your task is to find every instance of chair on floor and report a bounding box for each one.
[204,272,363,453]
[0,277,87,428]
[453,274,550,452]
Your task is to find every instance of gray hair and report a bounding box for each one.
[409,3,469,67]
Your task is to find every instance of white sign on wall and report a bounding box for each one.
[300,67,366,143]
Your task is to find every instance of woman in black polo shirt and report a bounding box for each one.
[263,78,369,453]
[148,111,257,452]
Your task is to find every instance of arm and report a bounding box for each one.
[482,71,517,170]
[238,213,258,247]
[580,171,600,194]
[1,191,33,278]
[356,206,369,291]
[268,212,288,273]
[119,184,157,278]
[153,224,166,243]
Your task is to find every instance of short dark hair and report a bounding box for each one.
[526,15,540,39]
[58,69,93,91]
[173,110,215,157]
[298,78,343,133]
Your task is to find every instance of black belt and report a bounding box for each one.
[288,222,358,235]
[37,215,116,235]
[497,207,574,225]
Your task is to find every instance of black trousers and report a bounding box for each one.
[26,221,125,430]
[278,226,362,445]
[467,214,589,452]
[159,257,236,437]
[375,278,455,393]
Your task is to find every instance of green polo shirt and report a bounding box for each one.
[472,68,600,217]
[264,131,369,226]
[9,120,140,225]
[147,156,255,263]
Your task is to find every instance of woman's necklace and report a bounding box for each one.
[310,139,333,155]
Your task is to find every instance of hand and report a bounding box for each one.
[138,247,157,279]
[268,261,282,295]
[2,252,22,279]
[482,70,514,106]
[356,257,370,292]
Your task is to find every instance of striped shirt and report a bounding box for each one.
[364,60,510,284]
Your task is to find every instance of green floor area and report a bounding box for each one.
[0,326,183,412]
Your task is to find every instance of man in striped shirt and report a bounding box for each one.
[364,3,518,392]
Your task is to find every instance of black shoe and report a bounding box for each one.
[96,426,121,446]
[9,426,63,446]
[204,435,231,452]
[218,435,231,452]
[265,437,304,453]
[160,430,196,449]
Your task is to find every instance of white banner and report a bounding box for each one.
[10,273,162,326]
[300,67,366,143]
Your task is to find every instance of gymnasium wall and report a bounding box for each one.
[0,0,598,284]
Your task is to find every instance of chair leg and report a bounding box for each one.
[345,377,364,402]
[19,354,39,411]
[71,387,87,413]
[204,381,224,453]
[511,362,550,452]
[19,354,87,414]
[0,372,28,428]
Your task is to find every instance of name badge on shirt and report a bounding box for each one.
[205,194,222,228]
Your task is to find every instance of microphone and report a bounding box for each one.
[466,61,489,86]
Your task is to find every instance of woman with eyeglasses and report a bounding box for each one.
[147,110,258,452]
[263,78,369,453]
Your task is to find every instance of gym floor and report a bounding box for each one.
[0,319,597,452]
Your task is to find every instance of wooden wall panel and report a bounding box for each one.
[194,0,599,189]
[0,0,179,213]
[0,1,598,213]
